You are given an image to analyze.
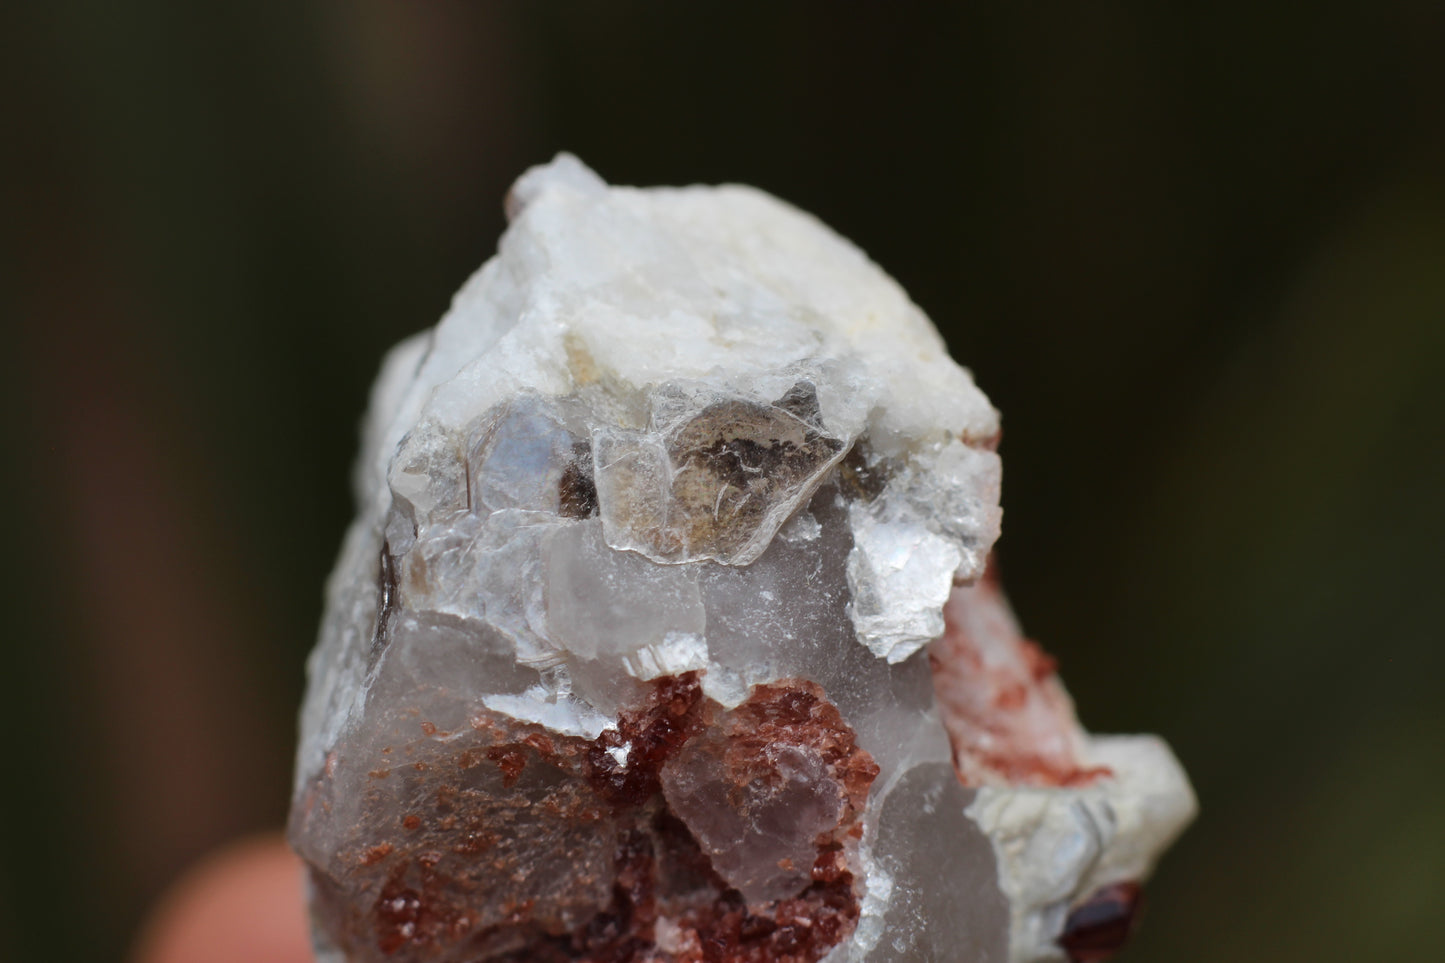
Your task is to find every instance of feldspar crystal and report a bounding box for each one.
[289,155,1196,963]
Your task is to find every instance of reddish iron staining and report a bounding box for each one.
[666,842,860,963]
[1058,882,1144,962]
[374,863,468,954]
[509,815,861,963]
[994,682,1028,711]
[930,557,1111,788]
[375,886,422,953]
[707,681,879,831]
[450,829,499,857]
[307,674,875,963]
[487,747,528,788]
[1020,639,1059,681]
[646,681,875,963]
[587,674,706,807]
[420,721,438,736]
[361,843,394,866]
[960,427,1003,451]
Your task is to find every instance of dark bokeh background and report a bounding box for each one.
[3,4,1443,962]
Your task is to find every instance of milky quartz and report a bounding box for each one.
[288,155,1196,963]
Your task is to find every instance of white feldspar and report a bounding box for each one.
[289,154,1195,963]
[969,737,1196,961]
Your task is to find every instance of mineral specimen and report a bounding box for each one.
[288,155,1196,963]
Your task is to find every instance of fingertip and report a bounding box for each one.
[132,834,312,963]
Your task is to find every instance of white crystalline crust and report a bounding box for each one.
[292,155,1194,963]
[968,738,1197,962]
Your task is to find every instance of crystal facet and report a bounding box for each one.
[289,155,1196,963]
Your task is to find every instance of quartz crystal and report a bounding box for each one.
[289,155,1196,963]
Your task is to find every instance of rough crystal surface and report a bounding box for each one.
[290,155,1196,963]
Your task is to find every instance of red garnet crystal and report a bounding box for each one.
[1059,882,1145,962]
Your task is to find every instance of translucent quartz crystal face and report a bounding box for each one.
[288,155,1196,963]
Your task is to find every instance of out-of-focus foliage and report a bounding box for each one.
[2,3,1441,962]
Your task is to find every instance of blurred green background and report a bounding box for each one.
[3,4,1442,962]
